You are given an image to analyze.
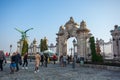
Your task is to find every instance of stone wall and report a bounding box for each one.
[83,64,120,71]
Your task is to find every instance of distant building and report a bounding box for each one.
[110,25,120,59]
[97,38,113,59]
[48,43,56,54]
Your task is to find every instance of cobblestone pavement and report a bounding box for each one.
[0,61,120,80]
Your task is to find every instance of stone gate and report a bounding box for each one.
[56,17,92,59]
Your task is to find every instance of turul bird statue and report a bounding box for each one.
[15,28,33,40]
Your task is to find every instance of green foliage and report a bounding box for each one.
[89,37,103,63]
[21,39,28,56]
[40,39,44,52]
[89,37,97,62]
[40,37,48,52]
[97,54,103,62]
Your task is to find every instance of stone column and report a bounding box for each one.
[56,37,59,56]
[33,38,37,54]
[17,41,20,54]
[77,34,84,58]
[113,37,118,58]
[118,37,120,57]
[58,36,63,56]
[76,20,90,60]
[63,39,67,55]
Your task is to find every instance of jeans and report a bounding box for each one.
[23,59,28,67]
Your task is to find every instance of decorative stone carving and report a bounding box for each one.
[65,17,79,29]
[56,17,92,60]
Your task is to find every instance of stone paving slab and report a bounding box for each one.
[0,61,120,80]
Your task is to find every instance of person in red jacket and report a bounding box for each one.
[52,54,57,64]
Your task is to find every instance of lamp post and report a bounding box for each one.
[102,40,105,60]
[9,44,12,56]
[30,43,32,54]
[72,39,76,68]
[30,43,33,62]
[72,39,76,56]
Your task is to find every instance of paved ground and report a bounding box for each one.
[0,60,120,80]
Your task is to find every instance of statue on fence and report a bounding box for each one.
[15,28,33,40]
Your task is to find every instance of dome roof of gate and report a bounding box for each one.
[77,20,90,33]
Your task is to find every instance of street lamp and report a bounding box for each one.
[72,39,76,68]
[30,43,33,54]
[10,44,12,56]
[102,40,105,60]
[30,43,33,62]
[72,39,76,56]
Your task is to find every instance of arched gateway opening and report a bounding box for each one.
[67,37,76,56]
[56,17,92,60]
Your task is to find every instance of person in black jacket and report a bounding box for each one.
[44,54,48,67]
[10,52,16,74]
[22,52,28,69]
[15,52,21,71]
[40,54,44,67]
[0,50,6,71]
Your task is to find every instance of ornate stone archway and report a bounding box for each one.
[56,17,92,59]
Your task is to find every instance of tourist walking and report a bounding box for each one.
[63,55,67,67]
[59,55,63,67]
[40,54,44,67]
[0,50,6,71]
[44,54,48,67]
[52,54,57,64]
[34,52,41,73]
[67,55,70,64]
[72,57,76,69]
[22,52,28,69]
[15,52,21,72]
[10,52,16,74]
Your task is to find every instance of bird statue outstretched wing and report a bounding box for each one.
[25,28,33,33]
[15,28,24,33]
[15,27,33,40]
